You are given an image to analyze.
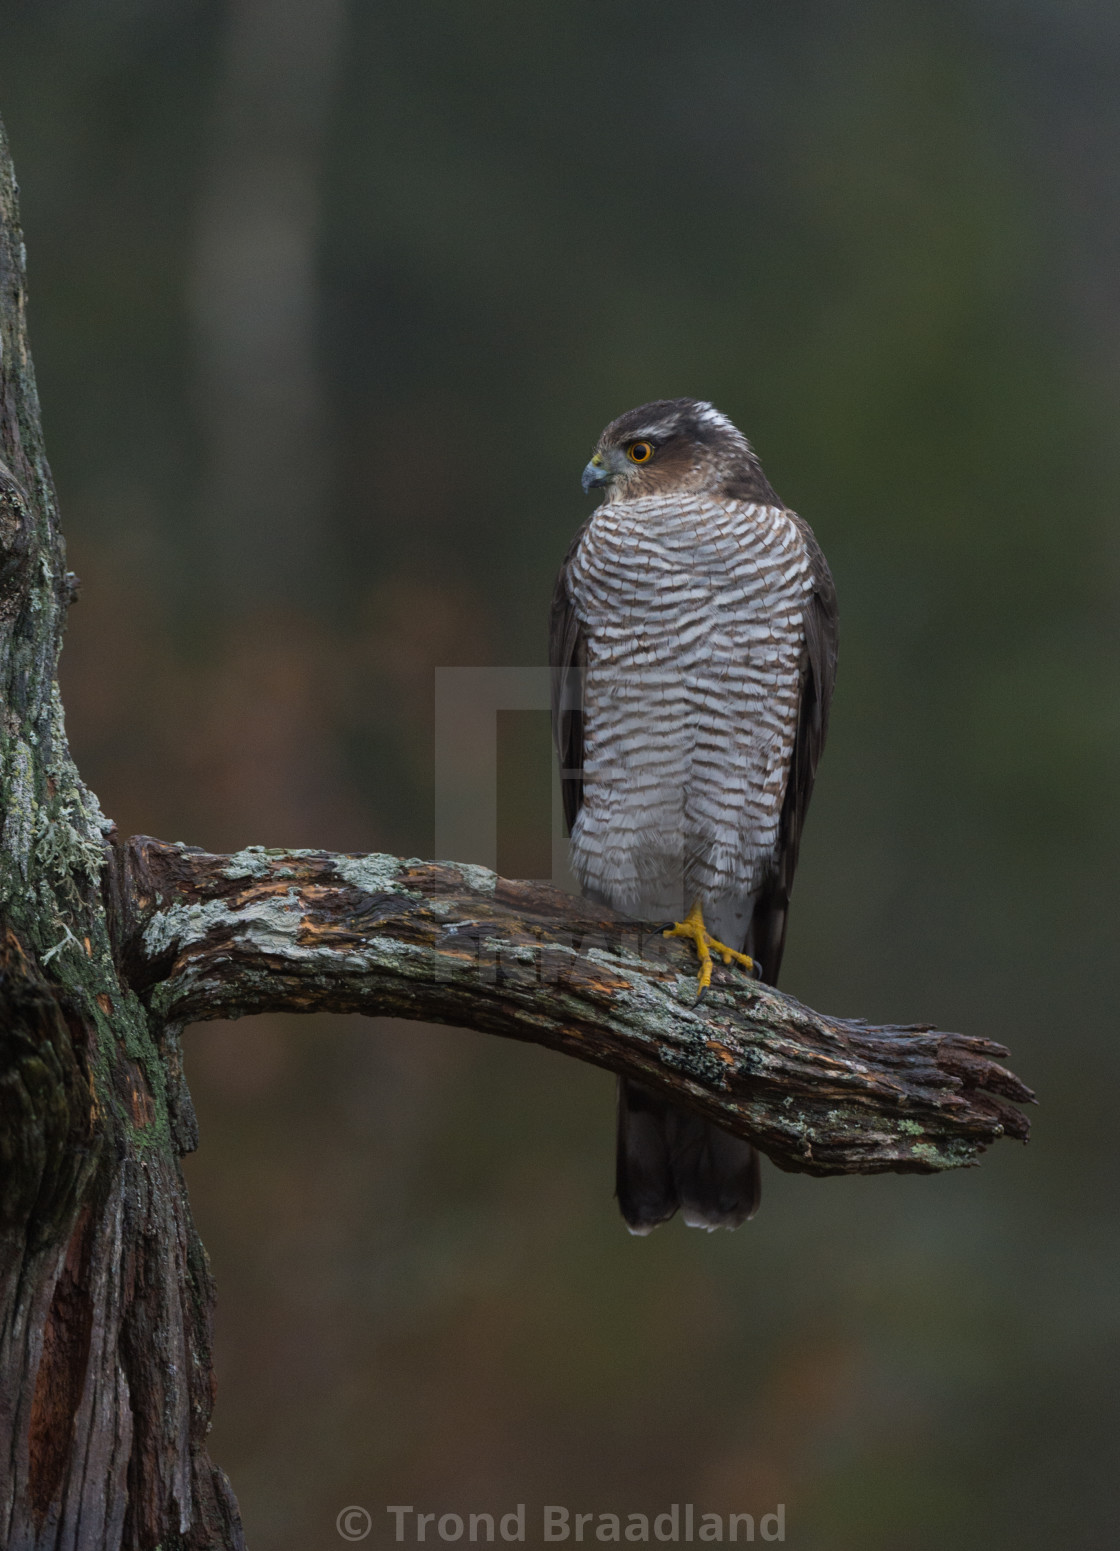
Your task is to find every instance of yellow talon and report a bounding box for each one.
[663,902,755,991]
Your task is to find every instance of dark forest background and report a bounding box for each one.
[3,2,1119,1547]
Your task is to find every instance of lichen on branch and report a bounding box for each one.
[108,835,1033,1178]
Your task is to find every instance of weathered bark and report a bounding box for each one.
[0,108,1032,1551]
[106,837,1030,1175]
[0,118,243,1551]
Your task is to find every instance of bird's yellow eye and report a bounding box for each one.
[628,441,654,464]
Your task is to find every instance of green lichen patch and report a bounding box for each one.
[335,852,417,896]
[450,861,498,894]
[220,847,274,880]
[910,1138,980,1170]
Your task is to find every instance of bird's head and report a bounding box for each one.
[581,398,779,505]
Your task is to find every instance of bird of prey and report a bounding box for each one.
[550,398,838,1234]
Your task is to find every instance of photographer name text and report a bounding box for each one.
[380,1504,786,1544]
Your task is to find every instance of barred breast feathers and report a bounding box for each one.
[565,494,813,919]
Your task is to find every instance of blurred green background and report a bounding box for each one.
[3,2,1119,1546]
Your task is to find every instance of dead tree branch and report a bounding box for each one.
[105,836,1031,1177]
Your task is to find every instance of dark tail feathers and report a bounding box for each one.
[616,1077,761,1235]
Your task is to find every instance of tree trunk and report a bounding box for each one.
[0,112,1031,1550]
[0,117,247,1551]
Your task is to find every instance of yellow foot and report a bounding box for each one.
[662,902,755,991]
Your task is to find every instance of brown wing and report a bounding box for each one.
[745,519,839,983]
[549,526,588,833]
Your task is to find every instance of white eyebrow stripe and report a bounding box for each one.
[693,401,735,430]
[623,405,739,441]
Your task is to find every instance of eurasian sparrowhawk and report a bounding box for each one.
[551,399,838,1233]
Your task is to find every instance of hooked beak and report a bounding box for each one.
[581,454,611,495]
